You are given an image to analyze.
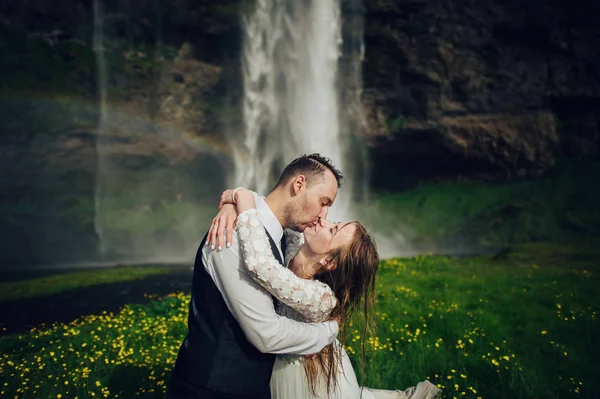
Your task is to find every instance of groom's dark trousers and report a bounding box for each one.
[168,233,284,399]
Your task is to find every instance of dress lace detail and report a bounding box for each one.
[237,209,337,325]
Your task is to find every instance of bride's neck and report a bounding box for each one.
[289,246,321,279]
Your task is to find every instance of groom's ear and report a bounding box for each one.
[292,175,306,194]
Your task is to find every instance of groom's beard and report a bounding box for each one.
[283,200,314,232]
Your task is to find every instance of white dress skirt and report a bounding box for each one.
[270,340,440,399]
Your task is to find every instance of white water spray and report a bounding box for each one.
[93,0,108,256]
[237,0,409,257]
[91,1,219,263]
[237,0,364,221]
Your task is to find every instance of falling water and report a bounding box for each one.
[93,0,109,256]
[91,1,218,263]
[237,0,367,221]
[89,0,393,264]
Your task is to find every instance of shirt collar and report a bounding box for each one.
[255,195,284,245]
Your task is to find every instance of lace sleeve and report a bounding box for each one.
[237,209,337,323]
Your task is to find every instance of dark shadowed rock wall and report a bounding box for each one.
[1,0,599,264]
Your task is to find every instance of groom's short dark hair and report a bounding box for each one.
[274,153,343,189]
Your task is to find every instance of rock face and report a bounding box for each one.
[1,0,600,264]
[438,112,558,177]
[0,1,236,266]
[362,0,600,187]
[2,0,599,183]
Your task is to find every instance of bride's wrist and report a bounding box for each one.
[235,189,256,212]
[232,187,245,205]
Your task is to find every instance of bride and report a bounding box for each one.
[207,187,441,399]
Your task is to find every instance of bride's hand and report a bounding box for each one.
[207,203,238,251]
[218,189,237,210]
[219,187,254,212]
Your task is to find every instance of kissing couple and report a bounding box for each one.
[168,154,440,399]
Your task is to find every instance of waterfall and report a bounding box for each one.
[237,0,367,221]
[93,0,108,256]
[91,1,215,263]
[89,0,378,264]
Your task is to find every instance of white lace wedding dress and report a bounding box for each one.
[236,209,441,399]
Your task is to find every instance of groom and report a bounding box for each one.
[168,154,343,399]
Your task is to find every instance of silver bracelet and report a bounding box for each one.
[232,187,244,205]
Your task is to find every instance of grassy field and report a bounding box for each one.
[355,241,598,399]
[0,242,598,399]
[370,159,600,249]
[0,266,179,303]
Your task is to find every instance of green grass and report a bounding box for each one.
[0,266,178,303]
[371,159,600,247]
[0,242,598,398]
[353,242,599,399]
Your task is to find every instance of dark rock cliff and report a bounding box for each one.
[1,0,599,264]
[362,0,600,187]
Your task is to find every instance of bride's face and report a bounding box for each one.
[303,219,356,255]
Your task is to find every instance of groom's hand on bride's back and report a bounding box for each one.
[207,203,237,251]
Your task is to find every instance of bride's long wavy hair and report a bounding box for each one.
[303,221,379,396]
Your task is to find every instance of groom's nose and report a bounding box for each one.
[318,208,328,226]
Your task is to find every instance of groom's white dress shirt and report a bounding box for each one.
[201,195,339,355]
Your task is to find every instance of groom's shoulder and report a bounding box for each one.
[199,230,243,262]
